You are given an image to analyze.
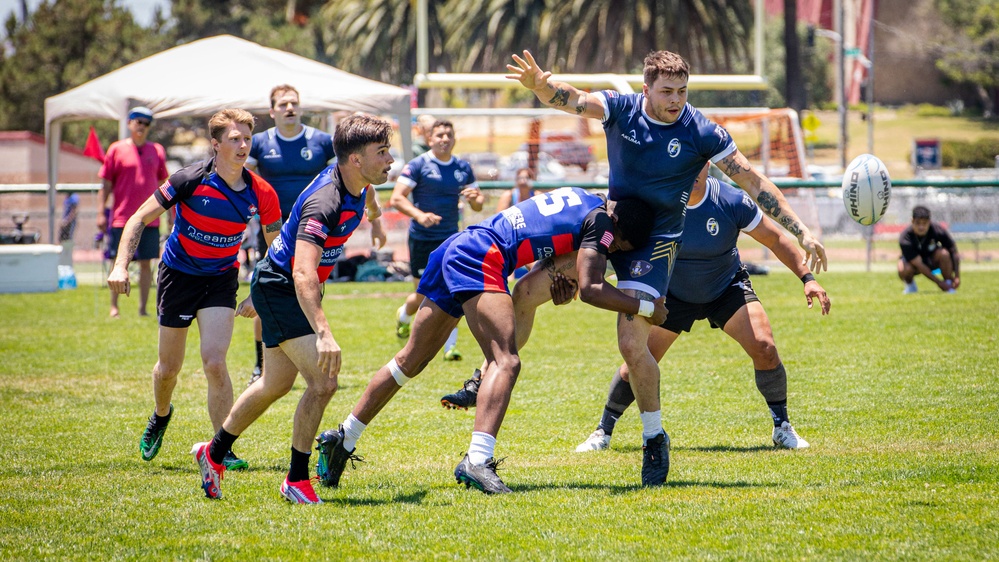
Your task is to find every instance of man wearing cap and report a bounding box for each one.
[898,205,961,294]
[98,106,170,318]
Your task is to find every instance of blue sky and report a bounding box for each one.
[0,0,170,28]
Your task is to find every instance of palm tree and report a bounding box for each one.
[440,0,548,73]
[316,0,449,83]
[541,0,753,74]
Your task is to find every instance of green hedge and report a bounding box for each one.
[940,138,999,168]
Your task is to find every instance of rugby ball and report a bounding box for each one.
[842,154,892,225]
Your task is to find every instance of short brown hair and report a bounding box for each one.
[209,108,255,143]
[269,84,300,108]
[643,50,690,86]
[334,113,392,159]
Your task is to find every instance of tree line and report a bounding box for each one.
[1,0,994,147]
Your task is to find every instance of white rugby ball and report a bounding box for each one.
[842,154,892,225]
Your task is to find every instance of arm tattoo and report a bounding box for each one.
[624,290,656,321]
[265,220,282,233]
[575,93,587,115]
[548,87,570,107]
[540,256,576,277]
[779,216,802,237]
[719,154,752,176]
[122,223,144,264]
[756,191,782,219]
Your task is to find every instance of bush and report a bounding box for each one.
[940,138,999,168]
[914,103,953,117]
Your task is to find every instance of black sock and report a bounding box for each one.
[255,340,263,369]
[209,429,238,465]
[288,447,311,482]
[152,406,172,427]
[768,401,789,427]
[598,368,636,436]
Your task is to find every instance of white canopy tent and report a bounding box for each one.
[43,35,413,242]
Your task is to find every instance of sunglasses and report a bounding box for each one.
[134,119,151,126]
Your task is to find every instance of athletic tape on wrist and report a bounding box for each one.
[387,358,410,387]
[637,300,655,318]
[800,273,815,284]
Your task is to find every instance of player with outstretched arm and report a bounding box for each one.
[504,49,827,486]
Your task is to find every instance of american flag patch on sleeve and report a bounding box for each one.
[600,231,614,249]
[304,218,328,240]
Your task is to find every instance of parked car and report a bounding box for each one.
[498,151,567,183]
[460,151,502,181]
[519,131,594,172]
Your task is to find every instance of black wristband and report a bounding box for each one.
[800,273,815,284]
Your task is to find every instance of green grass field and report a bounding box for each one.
[1,269,997,560]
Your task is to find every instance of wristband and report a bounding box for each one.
[800,273,815,284]
[637,300,655,318]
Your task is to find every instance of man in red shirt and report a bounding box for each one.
[98,106,169,318]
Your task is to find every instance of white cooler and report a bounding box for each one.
[0,244,62,293]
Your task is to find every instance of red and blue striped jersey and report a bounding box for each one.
[155,159,280,275]
[267,165,368,282]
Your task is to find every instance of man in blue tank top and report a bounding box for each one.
[243,84,338,386]
[506,49,828,486]
[391,120,485,361]
[315,189,667,494]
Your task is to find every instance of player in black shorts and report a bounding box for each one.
[898,205,960,294]
[108,109,282,470]
[442,166,830,452]
[572,167,830,450]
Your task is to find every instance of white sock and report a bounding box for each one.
[444,327,458,352]
[639,410,663,442]
[341,414,366,452]
[397,304,412,324]
[467,431,496,465]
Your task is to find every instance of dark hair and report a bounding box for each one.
[912,205,931,220]
[430,119,455,133]
[612,198,655,249]
[643,50,690,86]
[333,114,392,160]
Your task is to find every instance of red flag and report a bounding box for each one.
[83,126,105,163]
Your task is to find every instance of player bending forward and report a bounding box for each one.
[316,188,667,494]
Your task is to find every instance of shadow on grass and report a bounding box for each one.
[320,489,428,507]
[613,444,775,453]
[503,480,767,494]
[156,462,287,474]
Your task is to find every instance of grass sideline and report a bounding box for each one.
[1,270,997,560]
